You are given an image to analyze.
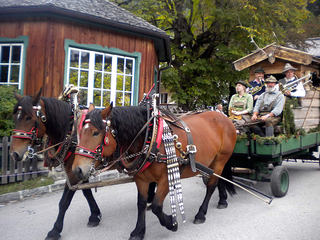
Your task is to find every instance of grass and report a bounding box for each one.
[0,176,55,195]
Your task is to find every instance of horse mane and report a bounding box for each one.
[41,97,72,142]
[86,106,148,148]
[14,95,72,142]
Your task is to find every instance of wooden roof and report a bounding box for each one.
[233,43,320,71]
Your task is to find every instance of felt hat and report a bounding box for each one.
[265,75,277,83]
[254,67,265,73]
[235,80,249,88]
[282,63,297,73]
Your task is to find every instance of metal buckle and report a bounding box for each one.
[27,146,35,159]
[186,144,197,154]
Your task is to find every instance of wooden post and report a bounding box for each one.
[1,137,8,184]
[9,138,15,183]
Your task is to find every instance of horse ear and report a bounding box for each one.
[101,102,113,119]
[88,104,95,112]
[32,87,42,105]
[14,92,22,101]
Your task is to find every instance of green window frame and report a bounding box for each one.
[0,36,28,92]
[65,40,141,107]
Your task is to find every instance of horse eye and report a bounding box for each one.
[93,131,99,136]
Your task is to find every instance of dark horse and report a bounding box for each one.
[72,104,237,240]
[9,90,102,240]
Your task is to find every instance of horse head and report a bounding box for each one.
[10,88,47,161]
[72,103,117,181]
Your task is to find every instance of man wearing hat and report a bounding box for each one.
[250,75,285,137]
[228,80,253,129]
[279,63,306,99]
[248,67,266,101]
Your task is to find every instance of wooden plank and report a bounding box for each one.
[1,137,8,184]
[32,157,38,179]
[274,47,313,65]
[8,138,15,183]
[24,158,31,181]
[293,108,320,119]
[17,161,23,181]
[74,176,134,190]
[295,118,319,128]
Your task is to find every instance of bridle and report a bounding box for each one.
[75,117,114,171]
[74,112,154,177]
[12,105,46,159]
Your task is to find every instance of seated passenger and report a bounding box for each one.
[248,67,266,101]
[279,63,306,107]
[228,80,253,129]
[216,103,227,116]
[250,75,285,137]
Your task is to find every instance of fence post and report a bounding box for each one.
[8,137,15,183]
[1,136,8,184]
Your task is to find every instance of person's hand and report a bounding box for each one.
[260,114,270,121]
[251,114,257,121]
[231,110,240,115]
[254,95,259,100]
[284,90,291,96]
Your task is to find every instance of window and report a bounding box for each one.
[67,47,135,107]
[160,93,168,104]
[0,43,23,89]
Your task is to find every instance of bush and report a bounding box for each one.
[0,85,17,137]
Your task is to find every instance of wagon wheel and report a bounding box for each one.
[270,165,289,197]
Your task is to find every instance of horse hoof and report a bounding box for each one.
[87,213,101,227]
[87,220,100,227]
[193,217,206,224]
[129,235,144,240]
[45,232,61,240]
[217,202,228,209]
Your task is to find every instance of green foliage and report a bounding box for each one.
[252,134,287,145]
[282,98,297,136]
[0,86,17,137]
[112,0,315,109]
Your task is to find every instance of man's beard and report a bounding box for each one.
[266,86,276,93]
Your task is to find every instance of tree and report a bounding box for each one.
[112,0,315,110]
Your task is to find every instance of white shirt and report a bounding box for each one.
[285,77,306,98]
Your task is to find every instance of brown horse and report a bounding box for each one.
[9,90,102,240]
[72,104,237,240]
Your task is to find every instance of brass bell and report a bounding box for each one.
[176,142,182,149]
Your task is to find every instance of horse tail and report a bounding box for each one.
[221,160,236,195]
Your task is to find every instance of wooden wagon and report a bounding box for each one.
[230,43,320,197]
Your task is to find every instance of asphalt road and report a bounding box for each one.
[0,161,319,240]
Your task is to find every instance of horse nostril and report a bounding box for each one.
[11,152,21,161]
[74,166,84,180]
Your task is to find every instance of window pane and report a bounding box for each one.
[124,93,131,106]
[94,72,102,88]
[125,59,133,75]
[70,49,79,67]
[104,55,112,72]
[125,76,132,91]
[80,51,89,69]
[0,65,8,82]
[79,89,88,106]
[103,74,111,89]
[80,70,88,87]
[93,90,101,107]
[103,91,111,106]
[12,46,21,63]
[116,75,123,91]
[69,69,78,85]
[1,46,10,63]
[95,54,103,71]
[116,92,123,106]
[117,58,124,73]
[10,65,20,83]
